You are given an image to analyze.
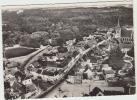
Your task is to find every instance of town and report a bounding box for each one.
[2,5,135,99]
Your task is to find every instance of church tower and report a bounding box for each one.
[115,18,121,39]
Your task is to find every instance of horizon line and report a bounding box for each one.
[1,0,132,11]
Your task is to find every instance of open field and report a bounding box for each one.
[5,46,37,58]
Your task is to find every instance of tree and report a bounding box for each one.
[37,56,47,67]
[127,47,134,57]
[73,51,79,57]
[50,31,60,39]
[72,26,80,37]
[19,34,40,48]
[84,44,90,49]
[59,29,74,41]
[31,31,50,46]
[4,81,11,89]
[108,46,125,73]
[75,35,83,43]
[126,67,135,77]
[95,36,103,43]
[57,46,68,53]
[56,38,64,46]
[5,92,12,100]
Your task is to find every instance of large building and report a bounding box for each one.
[114,18,134,49]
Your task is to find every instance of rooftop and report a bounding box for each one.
[121,28,132,37]
[104,70,115,74]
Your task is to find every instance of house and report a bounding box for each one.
[22,78,32,85]
[83,65,96,80]
[47,56,58,62]
[5,74,15,81]
[30,62,41,69]
[89,87,124,96]
[75,72,83,82]
[57,46,68,53]
[103,70,115,79]
[89,87,104,96]
[6,61,20,69]
[11,81,26,96]
[14,71,25,82]
[101,64,112,71]
[66,75,82,84]
[76,41,86,48]
[12,81,22,91]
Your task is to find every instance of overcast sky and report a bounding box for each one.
[0,0,132,5]
[1,0,133,10]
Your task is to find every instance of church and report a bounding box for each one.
[114,18,134,49]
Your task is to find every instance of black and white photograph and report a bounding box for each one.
[1,0,136,99]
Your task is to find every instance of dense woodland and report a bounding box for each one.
[2,6,133,48]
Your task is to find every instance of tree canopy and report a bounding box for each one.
[19,34,40,48]
[108,46,125,71]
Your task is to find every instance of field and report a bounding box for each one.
[5,46,37,58]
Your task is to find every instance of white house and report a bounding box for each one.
[22,78,32,85]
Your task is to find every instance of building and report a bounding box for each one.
[115,18,121,39]
[101,64,112,71]
[66,72,83,84]
[74,74,83,84]
[121,29,133,44]
[89,87,125,96]
[114,18,133,49]
[83,68,94,80]
[103,70,115,79]
[22,78,32,85]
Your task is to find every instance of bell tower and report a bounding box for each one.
[115,18,121,39]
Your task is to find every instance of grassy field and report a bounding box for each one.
[5,46,37,58]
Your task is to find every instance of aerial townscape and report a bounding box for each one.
[2,2,135,100]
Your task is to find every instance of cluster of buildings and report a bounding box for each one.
[4,45,72,99]
[56,19,135,97]
[3,18,135,99]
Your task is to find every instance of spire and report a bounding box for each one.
[117,17,120,27]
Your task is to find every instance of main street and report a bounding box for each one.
[36,38,110,98]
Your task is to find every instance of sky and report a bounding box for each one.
[0,0,132,6]
[0,0,133,10]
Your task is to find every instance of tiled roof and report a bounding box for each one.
[121,29,132,37]
[104,70,115,74]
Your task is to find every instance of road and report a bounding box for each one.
[20,37,109,98]
[23,46,53,72]
[35,39,110,98]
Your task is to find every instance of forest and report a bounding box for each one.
[2,6,133,48]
